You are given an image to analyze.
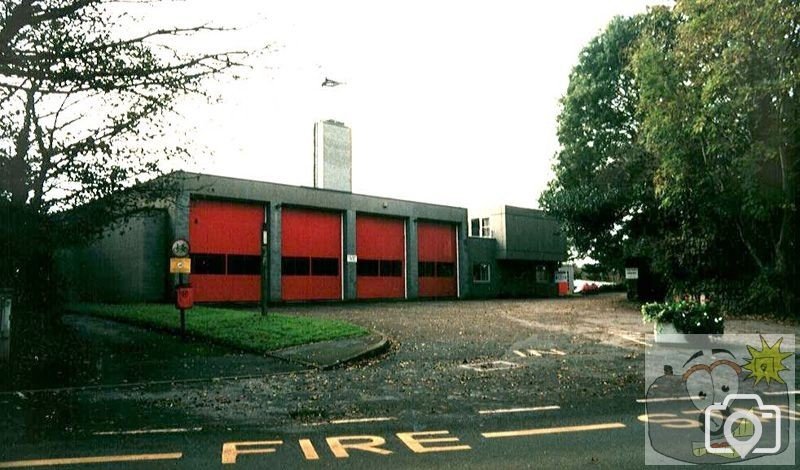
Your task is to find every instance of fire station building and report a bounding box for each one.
[58,121,566,303]
[58,171,566,304]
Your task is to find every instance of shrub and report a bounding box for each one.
[641,299,724,334]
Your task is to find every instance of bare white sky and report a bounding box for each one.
[155,0,671,209]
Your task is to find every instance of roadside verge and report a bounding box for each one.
[66,303,371,357]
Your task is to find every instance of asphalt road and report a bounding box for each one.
[1,294,797,468]
[0,394,648,469]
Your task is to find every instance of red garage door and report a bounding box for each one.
[356,215,405,299]
[281,208,342,301]
[189,199,263,302]
[418,221,457,298]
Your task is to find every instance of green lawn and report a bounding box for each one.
[67,303,368,353]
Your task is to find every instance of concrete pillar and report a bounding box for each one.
[343,210,357,300]
[267,202,282,303]
[457,221,469,299]
[405,218,419,299]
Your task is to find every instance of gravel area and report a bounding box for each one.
[8,293,796,438]
[100,294,656,429]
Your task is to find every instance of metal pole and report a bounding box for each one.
[261,220,268,316]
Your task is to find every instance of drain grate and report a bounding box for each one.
[459,360,520,372]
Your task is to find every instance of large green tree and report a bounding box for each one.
[0,0,251,307]
[543,0,799,316]
[540,10,672,271]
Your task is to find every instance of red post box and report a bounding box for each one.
[176,285,194,310]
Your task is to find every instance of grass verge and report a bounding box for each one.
[66,303,369,353]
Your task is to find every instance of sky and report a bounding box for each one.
[149,0,672,210]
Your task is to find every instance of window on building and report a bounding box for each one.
[311,257,339,276]
[357,259,380,276]
[418,261,436,277]
[473,263,490,283]
[192,253,225,274]
[227,254,261,275]
[470,218,480,237]
[535,265,549,283]
[281,257,310,276]
[379,260,403,277]
[471,217,492,238]
[436,262,455,278]
[359,259,402,277]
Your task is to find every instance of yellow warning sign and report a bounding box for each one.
[170,257,191,274]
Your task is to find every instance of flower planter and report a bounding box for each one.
[653,321,690,344]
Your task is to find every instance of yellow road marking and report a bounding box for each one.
[479,405,560,415]
[221,440,282,464]
[299,439,320,461]
[0,453,182,468]
[396,431,471,453]
[326,435,392,458]
[481,422,625,439]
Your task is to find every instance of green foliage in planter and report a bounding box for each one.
[642,300,724,334]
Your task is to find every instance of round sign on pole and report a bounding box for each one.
[171,239,190,257]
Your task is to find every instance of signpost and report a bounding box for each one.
[261,223,268,317]
[170,239,193,336]
[625,267,639,280]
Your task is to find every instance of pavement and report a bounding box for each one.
[0,294,797,468]
[269,333,389,370]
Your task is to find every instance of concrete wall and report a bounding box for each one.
[57,211,168,302]
[495,259,559,298]
[465,237,499,298]
[502,206,566,261]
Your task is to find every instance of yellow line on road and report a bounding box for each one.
[0,452,183,468]
[482,422,625,439]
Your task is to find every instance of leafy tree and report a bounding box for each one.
[635,0,798,315]
[0,0,252,307]
[544,0,798,316]
[540,10,671,271]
